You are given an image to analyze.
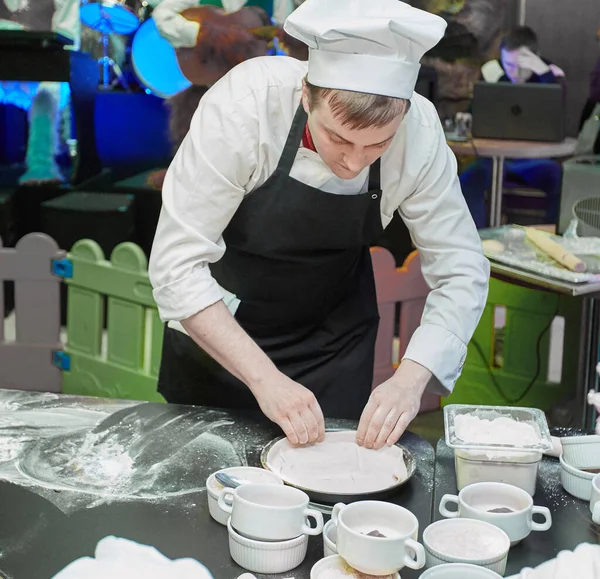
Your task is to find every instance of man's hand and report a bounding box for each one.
[518,47,550,76]
[356,360,432,450]
[251,373,325,446]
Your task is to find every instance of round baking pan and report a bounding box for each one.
[260,429,416,506]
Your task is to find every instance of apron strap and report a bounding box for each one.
[276,104,308,175]
[368,157,381,191]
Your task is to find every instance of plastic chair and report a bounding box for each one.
[370,247,439,413]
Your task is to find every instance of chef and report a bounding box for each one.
[149,0,490,450]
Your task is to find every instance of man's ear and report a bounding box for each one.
[301,79,311,115]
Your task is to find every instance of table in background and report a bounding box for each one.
[449,138,577,228]
[0,395,435,579]
[481,235,600,431]
[433,439,599,576]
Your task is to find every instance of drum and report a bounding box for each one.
[80,0,146,35]
[131,18,192,99]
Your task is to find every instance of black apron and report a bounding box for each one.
[158,104,384,420]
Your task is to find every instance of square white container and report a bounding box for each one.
[444,404,553,454]
[445,404,551,496]
[454,449,542,496]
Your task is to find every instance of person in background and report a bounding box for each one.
[460,26,565,228]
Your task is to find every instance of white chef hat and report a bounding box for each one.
[284,0,447,99]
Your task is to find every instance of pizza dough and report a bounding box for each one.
[265,430,408,495]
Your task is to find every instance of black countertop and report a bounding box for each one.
[0,395,435,579]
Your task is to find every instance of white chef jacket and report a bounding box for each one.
[152,0,295,49]
[149,56,490,395]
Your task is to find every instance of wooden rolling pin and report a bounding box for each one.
[525,227,586,273]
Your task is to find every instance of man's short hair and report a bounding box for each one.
[500,26,539,53]
[304,78,410,131]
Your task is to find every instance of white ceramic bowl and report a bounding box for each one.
[206,467,283,525]
[559,453,595,500]
[422,519,510,576]
[323,519,337,558]
[420,563,502,578]
[311,555,399,579]
[227,518,308,574]
[560,435,600,469]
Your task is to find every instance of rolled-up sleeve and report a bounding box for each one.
[149,84,257,322]
[399,116,490,395]
[152,0,201,48]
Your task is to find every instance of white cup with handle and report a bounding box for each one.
[589,473,600,523]
[439,481,552,545]
[331,501,425,575]
[218,483,323,541]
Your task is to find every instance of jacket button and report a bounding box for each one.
[371,194,378,199]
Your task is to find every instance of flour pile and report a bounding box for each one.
[454,414,542,447]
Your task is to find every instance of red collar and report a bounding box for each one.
[302,122,317,152]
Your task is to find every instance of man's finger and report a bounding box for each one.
[300,407,319,443]
[280,417,299,446]
[386,413,412,447]
[291,411,309,445]
[356,400,377,446]
[363,406,387,449]
[310,401,326,442]
[373,408,399,450]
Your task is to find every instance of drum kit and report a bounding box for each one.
[79,0,192,97]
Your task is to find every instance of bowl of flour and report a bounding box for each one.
[444,405,553,454]
[443,405,553,495]
[422,519,510,575]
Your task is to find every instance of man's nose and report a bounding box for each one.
[344,148,367,172]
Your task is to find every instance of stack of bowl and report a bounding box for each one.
[312,501,426,579]
[213,475,324,574]
[559,435,600,500]
[206,467,283,526]
[430,480,555,575]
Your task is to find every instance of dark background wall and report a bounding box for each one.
[525,0,599,136]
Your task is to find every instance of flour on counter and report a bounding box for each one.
[16,408,243,499]
[454,414,541,447]
[0,408,107,464]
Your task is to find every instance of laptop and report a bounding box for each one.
[471,82,566,142]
